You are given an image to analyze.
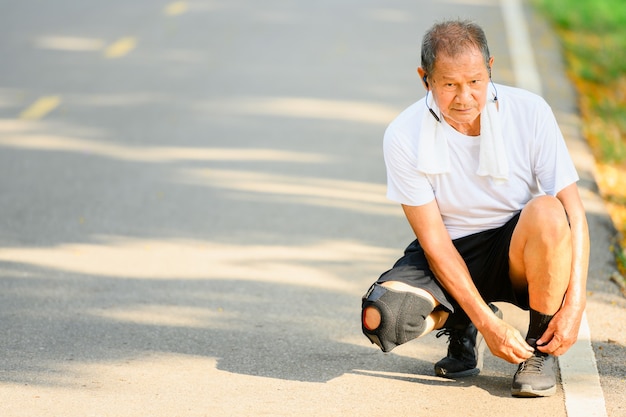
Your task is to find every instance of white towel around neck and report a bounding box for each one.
[416,91,509,183]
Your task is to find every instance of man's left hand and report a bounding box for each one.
[536,305,583,356]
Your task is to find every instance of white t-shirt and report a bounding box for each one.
[384,84,579,240]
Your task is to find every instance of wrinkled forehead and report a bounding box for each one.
[432,47,489,75]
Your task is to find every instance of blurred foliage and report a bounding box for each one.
[533,0,626,277]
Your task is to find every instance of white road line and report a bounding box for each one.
[559,312,608,417]
[499,1,608,416]
[500,0,542,95]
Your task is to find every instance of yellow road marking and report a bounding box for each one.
[104,37,136,58]
[19,96,61,120]
[164,1,188,16]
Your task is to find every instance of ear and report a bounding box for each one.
[488,56,495,77]
[417,67,429,90]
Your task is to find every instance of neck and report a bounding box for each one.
[444,116,480,136]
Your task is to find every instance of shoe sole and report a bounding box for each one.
[435,366,480,378]
[511,384,557,398]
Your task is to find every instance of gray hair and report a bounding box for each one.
[421,20,491,77]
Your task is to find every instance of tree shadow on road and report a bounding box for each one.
[0,260,439,386]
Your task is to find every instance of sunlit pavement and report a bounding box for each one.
[0,1,623,416]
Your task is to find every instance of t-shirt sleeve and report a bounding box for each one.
[383,125,435,206]
[533,100,580,196]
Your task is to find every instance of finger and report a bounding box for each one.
[520,337,535,353]
[491,343,525,364]
[538,336,573,356]
[536,342,555,355]
[516,347,534,361]
[505,339,534,363]
[507,349,533,364]
[513,332,534,354]
[537,332,565,354]
[554,340,575,356]
[498,351,524,364]
[536,326,555,347]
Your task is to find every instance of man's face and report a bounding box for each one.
[429,48,493,134]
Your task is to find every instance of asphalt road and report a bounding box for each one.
[0,1,624,416]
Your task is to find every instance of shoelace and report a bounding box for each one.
[518,353,546,374]
[436,328,466,353]
[436,328,463,341]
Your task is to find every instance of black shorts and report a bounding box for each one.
[376,213,528,316]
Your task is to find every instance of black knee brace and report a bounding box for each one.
[361,283,434,352]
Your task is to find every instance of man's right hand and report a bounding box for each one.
[482,318,534,364]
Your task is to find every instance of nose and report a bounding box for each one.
[456,84,472,101]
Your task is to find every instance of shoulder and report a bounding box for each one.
[384,99,425,144]
[387,99,426,132]
[497,84,556,130]
[382,99,426,167]
[497,84,551,112]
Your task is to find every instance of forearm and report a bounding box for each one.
[563,209,590,313]
[424,243,496,329]
[401,203,498,329]
[559,185,590,314]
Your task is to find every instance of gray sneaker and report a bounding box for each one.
[511,340,557,397]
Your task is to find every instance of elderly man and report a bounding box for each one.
[361,19,589,397]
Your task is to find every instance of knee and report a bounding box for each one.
[361,284,434,352]
[524,196,565,220]
[362,306,382,331]
[522,196,570,240]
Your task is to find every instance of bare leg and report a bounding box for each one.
[509,196,570,397]
[509,195,572,315]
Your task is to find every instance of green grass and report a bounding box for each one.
[532,0,626,80]
[533,0,625,79]
[535,0,626,29]
[533,0,626,163]
[533,0,626,78]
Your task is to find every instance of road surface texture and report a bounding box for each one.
[0,1,623,416]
